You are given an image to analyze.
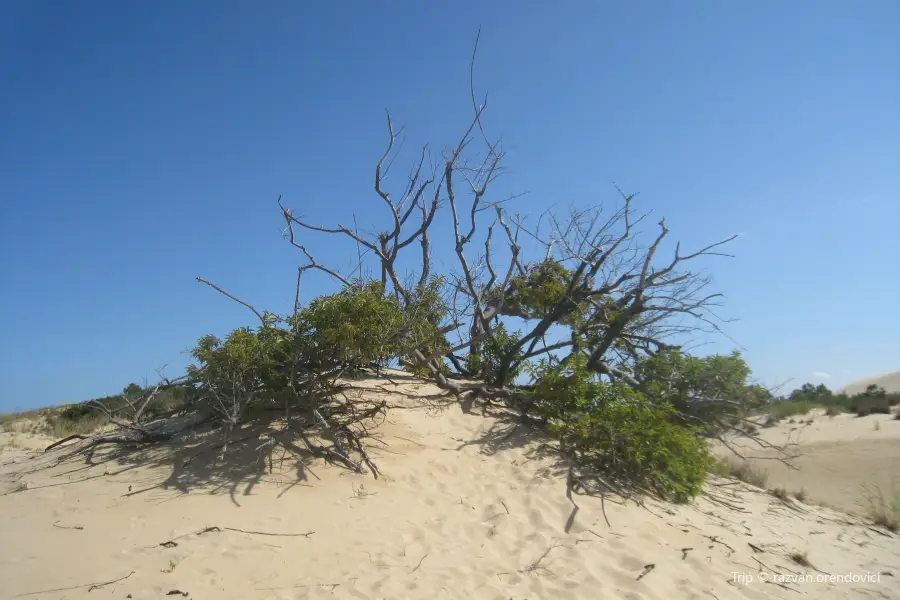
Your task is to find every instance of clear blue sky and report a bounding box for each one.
[1,1,898,410]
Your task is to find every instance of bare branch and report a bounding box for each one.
[196,277,265,324]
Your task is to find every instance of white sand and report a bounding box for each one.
[723,409,900,515]
[2,377,898,599]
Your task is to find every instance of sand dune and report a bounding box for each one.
[2,376,898,599]
[722,409,900,515]
[840,370,900,395]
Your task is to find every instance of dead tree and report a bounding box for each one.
[272,35,738,409]
[38,36,774,479]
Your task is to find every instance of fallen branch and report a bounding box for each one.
[158,525,314,548]
[410,552,429,574]
[15,570,134,597]
[635,563,655,581]
[44,434,88,452]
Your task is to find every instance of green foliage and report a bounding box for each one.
[775,382,899,421]
[501,261,585,323]
[287,278,449,373]
[465,323,523,385]
[400,277,453,367]
[865,384,887,398]
[788,382,833,405]
[187,325,295,420]
[186,279,451,422]
[526,355,712,503]
[293,281,405,371]
[767,399,821,421]
[635,349,755,433]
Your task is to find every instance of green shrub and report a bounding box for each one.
[500,261,575,320]
[187,279,450,424]
[634,349,753,435]
[294,281,406,371]
[857,396,892,417]
[292,279,449,374]
[526,356,712,503]
[464,322,523,385]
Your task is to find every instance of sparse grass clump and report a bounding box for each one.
[709,456,768,488]
[861,483,900,532]
[794,488,808,502]
[3,436,25,450]
[790,550,812,567]
[770,487,790,501]
[0,409,44,433]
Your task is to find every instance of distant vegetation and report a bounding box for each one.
[762,382,899,424]
[0,384,191,439]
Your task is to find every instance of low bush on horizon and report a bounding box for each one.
[766,400,822,422]
[763,383,900,423]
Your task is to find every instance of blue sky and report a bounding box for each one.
[1,1,898,409]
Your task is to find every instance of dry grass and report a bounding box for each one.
[789,550,812,567]
[2,436,26,450]
[860,483,900,532]
[770,487,790,501]
[43,412,108,438]
[0,410,42,432]
[1,407,107,440]
[711,457,769,488]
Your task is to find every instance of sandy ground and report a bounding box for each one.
[1,377,899,600]
[722,409,900,515]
